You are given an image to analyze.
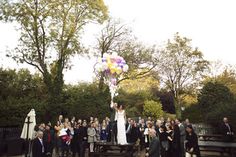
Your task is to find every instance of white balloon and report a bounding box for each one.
[112,52,118,57]
[101,62,108,70]
[123,64,129,72]
[95,63,102,71]
[103,53,109,58]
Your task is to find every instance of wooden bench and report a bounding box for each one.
[198,134,223,141]
[92,142,135,157]
[198,134,236,142]
[90,151,133,157]
[198,140,236,157]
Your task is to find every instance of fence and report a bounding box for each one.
[0,127,23,156]
[0,127,22,140]
[192,123,214,135]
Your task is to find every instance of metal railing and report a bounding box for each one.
[0,127,21,141]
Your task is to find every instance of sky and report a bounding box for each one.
[0,0,236,84]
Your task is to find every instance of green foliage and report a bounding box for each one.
[205,103,236,129]
[114,89,151,117]
[197,81,236,129]
[155,32,209,117]
[0,68,47,100]
[0,0,108,101]
[198,82,234,110]
[143,100,164,119]
[61,83,111,120]
[206,67,236,96]
[120,75,159,94]
[0,97,47,127]
[182,104,204,123]
[0,68,47,126]
[163,113,176,120]
[0,67,162,126]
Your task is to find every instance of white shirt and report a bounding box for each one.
[38,138,44,153]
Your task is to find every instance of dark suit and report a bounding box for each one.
[159,131,168,157]
[77,126,88,157]
[129,125,140,143]
[43,130,54,156]
[220,123,234,142]
[149,136,160,157]
[32,138,45,157]
[126,123,131,143]
[108,107,117,143]
[172,124,181,157]
[71,128,79,157]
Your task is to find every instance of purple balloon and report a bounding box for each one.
[102,58,107,62]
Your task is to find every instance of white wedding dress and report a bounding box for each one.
[116,110,127,145]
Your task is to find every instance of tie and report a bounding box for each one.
[48,132,51,143]
[226,124,231,132]
[40,139,44,153]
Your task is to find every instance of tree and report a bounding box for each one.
[206,66,236,95]
[198,82,234,110]
[0,0,108,102]
[116,75,159,117]
[143,100,164,119]
[0,68,46,100]
[197,81,236,128]
[155,32,209,118]
[0,67,48,125]
[152,90,176,114]
[61,83,111,120]
[120,74,159,94]
[95,19,156,90]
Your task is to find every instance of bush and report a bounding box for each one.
[198,82,234,110]
[0,97,47,127]
[205,103,236,131]
[163,113,176,120]
[197,81,236,129]
[182,104,204,123]
[143,100,164,119]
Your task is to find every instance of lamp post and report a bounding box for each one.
[25,116,32,157]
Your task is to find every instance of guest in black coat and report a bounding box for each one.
[146,128,160,157]
[138,120,146,150]
[172,124,181,157]
[159,125,168,157]
[166,125,173,157]
[43,125,54,157]
[77,121,88,157]
[129,122,140,143]
[220,117,234,142]
[185,125,201,157]
[32,131,46,157]
[71,126,79,157]
[126,119,134,143]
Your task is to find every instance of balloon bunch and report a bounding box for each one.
[95,52,129,100]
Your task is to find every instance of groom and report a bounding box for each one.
[107,101,117,144]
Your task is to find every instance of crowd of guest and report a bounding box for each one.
[32,115,233,157]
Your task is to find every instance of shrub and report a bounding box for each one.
[182,104,204,123]
[143,100,164,119]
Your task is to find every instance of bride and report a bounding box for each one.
[115,102,128,145]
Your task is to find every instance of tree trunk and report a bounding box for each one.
[174,90,182,119]
[98,72,105,90]
[41,63,64,122]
